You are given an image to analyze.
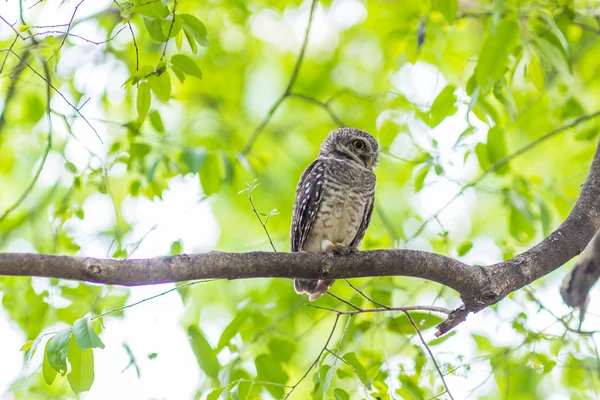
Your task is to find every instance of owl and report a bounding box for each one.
[291,127,379,301]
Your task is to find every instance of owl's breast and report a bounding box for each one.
[304,161,373,250]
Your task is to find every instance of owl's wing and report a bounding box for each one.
[349,186,375,249]
[291,159,327,252]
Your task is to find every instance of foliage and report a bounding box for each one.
[1,0,600,398]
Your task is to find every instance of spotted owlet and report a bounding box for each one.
[290,128,378,301]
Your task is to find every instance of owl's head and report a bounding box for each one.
[319,128,379,169]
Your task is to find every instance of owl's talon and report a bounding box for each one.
[326,244,352,256]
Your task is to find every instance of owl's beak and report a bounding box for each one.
[364,155,374,169]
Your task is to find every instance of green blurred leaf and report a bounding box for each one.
[429,84,457,127]
[216,310,248,353]
[397,376,424,400]
[184,27,198,53]
[206,388,225,400]
[143,17,167,42]
[534,37,570,76]
[137,81,151,122]
[413,164,431,193]
[47,328,72,375]
[487,126,508,173]
[149,110,165,133]
[268,337,296,363]
[342,352,371,389]
[180,14,209,47]
[149,71,171,102]
[42,339,57,385]
[180,148,206,173]
[457,241,473,256]
[437,0,458,24]
[188,326,220,381]
[475,18,519,93]
[528,54,545,92]
[428,330,456,346]
[171,54,202,79]
[72,317,105,350]
[199,152,224,195]
[333,388,350,400]
[134,1,169,19]
[67,336,95,394]
[387,313,443,334]
[255,354,289,398]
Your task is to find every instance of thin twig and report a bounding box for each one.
[9,49,103,142]
[404,311,455,400]
[92,280,215,320]
[159,0,178,62]
[307,303,451,315]
[288,92,346,127]
[407,110,600,242]
[240,0,318,155]
[284,313,340,399]
[0,61,52,224]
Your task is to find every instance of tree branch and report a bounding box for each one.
[2,131,600,336]
[560,229,600,326]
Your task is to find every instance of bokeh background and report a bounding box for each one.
[2,0,600,398]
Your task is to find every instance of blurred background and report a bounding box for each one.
[1,0,600,398]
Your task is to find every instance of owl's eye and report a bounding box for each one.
[352,139,366,150]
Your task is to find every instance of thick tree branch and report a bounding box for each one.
[560,229,600,325]
[2,137,600,336]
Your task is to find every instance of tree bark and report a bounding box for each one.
[2,138,600,336]
[561,229,600,326]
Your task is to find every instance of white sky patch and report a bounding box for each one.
[121,174,220,257]
[392,61,447,107]
[329,0,367,29]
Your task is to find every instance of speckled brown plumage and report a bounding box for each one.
[291,128,378,300]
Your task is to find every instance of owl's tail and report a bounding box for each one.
[294,279,335,301]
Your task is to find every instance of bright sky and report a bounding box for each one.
[1,0,599,399]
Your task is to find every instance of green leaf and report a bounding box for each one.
[137,81,151,122]
[413,164,431,193]
[149,110,165,133]
[183,27,198,53]
[475,18,519,93]
[428,330,456,346]
[143,17,167,42]
[538,200,551,237]
[528,54,545,92]
[268,337,296,363]
[457,241,473,256]
[486,126,508,173]
[171,54,202,79]
[161,18,182,39]
[333,388,350,400]
[20,340,33,351]
[255,354,289,398]
[148,352,158,360]
[130,142,152,159]
[387,312,444,334]
[180,148,206,173]
[312,364,333,399]
[206,388,225,400]
[574,127,600,141]
[47,328,72,375]
[170,64,186,83]
[170,240,182,255]
[199,152,224,195]
[534,37,570,76]
[67,336,95,394]
[43,338,57,385]
[180,14,209,47]
[398,376,424,400]
[188,326,220,381]
[342,352,371,389]
[134,1,169,19]
[149,71,171,102]
[437,0,458,24]
[216,310,248,352]
[72,317,105,350]
[429,84,457,127]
